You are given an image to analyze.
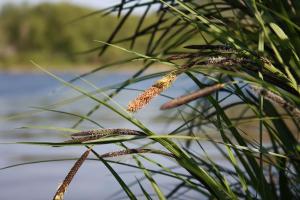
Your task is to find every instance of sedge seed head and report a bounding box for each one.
[127,72,177,112]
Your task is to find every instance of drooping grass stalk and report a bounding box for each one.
[251,85,300,118]
[67,128,145,143]
[160,83,225,110]
[184,44,235,52]
[100,148,174,159]
[53,149,91,200]
[52,147,171,200]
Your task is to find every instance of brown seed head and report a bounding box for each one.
[67,128,145,143]
[160,83,225,110]
[251,85,300,118]
[100,148,174,158]
[53,149,91,200]
[127,72,177,112]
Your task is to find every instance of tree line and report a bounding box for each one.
[0,3,152,69]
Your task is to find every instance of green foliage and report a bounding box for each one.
[2,0,300,200]
[0,3,155,68]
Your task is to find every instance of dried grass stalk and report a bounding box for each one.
[53,149,91,200]
[184,44,234,52]
[160,83,225,110]
[71,128,145,137]
[251,86,300,117]
[67,128,145,143]
[100,148,174,158]
[127,71,178,112]
[204,56,250,66]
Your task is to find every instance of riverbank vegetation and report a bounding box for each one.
[0,3,158,70]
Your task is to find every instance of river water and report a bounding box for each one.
[1,71,223,200]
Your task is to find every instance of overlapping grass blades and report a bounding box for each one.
[2,0,300,199]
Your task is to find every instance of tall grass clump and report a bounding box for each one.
[2,1,300,199]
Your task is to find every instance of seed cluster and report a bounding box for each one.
[251,86,300,117]
[205,56,250,66]
[127,71,178,112]
[67,128,145,143]
[100,148,174,158]
[53,149,91,200]
[126,44,252,113]
[184,44,235,52]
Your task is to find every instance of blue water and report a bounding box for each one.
[0,71,222,200]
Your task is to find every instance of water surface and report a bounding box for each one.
[0,71,220,200]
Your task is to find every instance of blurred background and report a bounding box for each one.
[0,0,153,71]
